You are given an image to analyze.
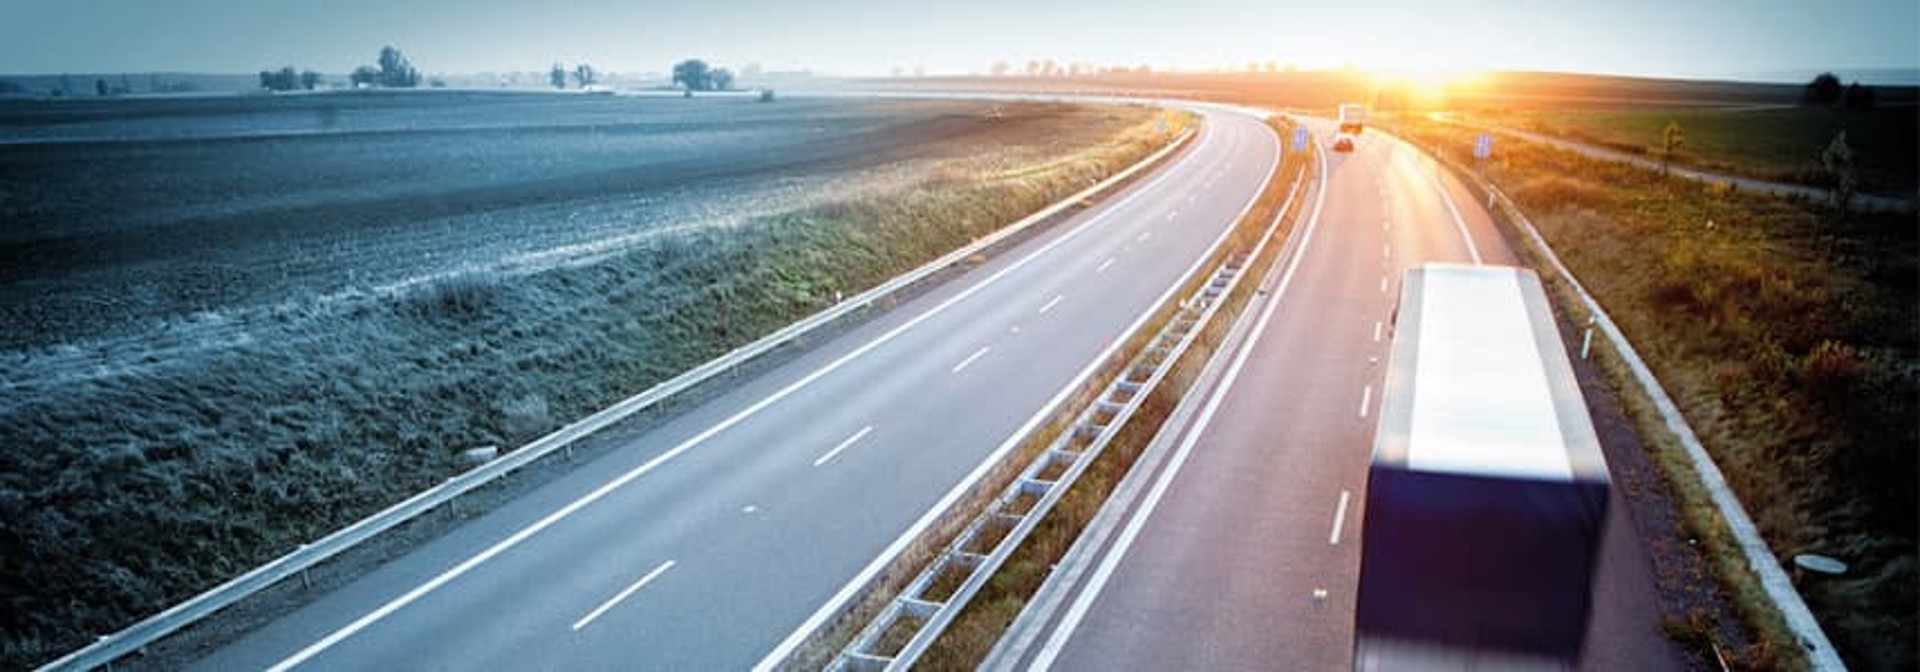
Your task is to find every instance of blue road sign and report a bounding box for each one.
[1293,127,1310,151]
[1473,133,1494,159]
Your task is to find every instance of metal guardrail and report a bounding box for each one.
[835,257,1243,672]
[828,150,1308,671]
[36,125,1197,672]
[1413,137,1846,671]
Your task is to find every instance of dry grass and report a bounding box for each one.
[0,104,1185,670]
[1392,115,1916,671]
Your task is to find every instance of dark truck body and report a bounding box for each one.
[1355,264,1611,670]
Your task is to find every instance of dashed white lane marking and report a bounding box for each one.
[1359,385,1374,418]
[1379,276,1388,292]
[813,425,874,467]
[952,346,991,374]
[1096,257,1115,274]
[1330,490,1352,544]
[1038,295,1065,314]
[571,560,676,631]
[1373,321,1383,343]
[1382,244,1390,259]
[1165,210,1179,220]
[742,505,758,514]
[1137,231,1152,242]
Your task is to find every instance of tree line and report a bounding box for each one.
[1801,72,1877,109]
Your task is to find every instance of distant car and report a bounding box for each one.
[1332,133,1356,153]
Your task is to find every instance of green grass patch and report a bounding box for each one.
[1496,106,1919,195]
[1394,115,1917,670]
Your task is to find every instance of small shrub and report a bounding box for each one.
[1799,340,1864,401]
[406,273,503,321]
[498,393,552,441]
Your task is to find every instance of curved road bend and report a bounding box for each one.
[190,105,1281,670]
[1001,119,1686,671]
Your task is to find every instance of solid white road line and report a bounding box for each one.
[571,561,675,632]
[1030,132,1328,672]
[1359,385,1373,419]
[1421,156,1483,265]
[1038,295,1065,315]
[266,114,1208,672]
[1329,490,1351,545]
[952,346,991,374]
[813,426,874,467]
[1096,258,1115,274]
[763,113,1282,672]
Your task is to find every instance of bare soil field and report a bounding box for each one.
[0,90,1178,667]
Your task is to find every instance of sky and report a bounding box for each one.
[2,0,1916,82]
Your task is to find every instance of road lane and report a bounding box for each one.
[1005,119,1686,671]
[192,105,1282,670]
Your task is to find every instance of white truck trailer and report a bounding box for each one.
[1354,264,1612,670]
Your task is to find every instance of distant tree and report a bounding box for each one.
[550,63,568,89]
[1822,129,1857,214]
[376,45,420,87]
[95,78,109,97]
[350,66,380,88]
[258,66,299,92]
[1024,60,1040,76]
[742,62,764,80]
[428,77,446,88]
[300,70,322,90]
[711,68,735,91]
[573,63,597,88]
[989,61,1011,76]
[1802,72,1843,106]
[1843,82,1877,109]
[672,59,712,92]
[0,80,23,94]
[1660,121,1685,176]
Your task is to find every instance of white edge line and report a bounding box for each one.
[1030,128,1328,671]
[266,119,1203,672]
[952,346,992,374]
[1420,155,1483,265]
[570,560,676,631]
[813,426,875,467]
[1329,490,1351,545]
[761,110,1281,672]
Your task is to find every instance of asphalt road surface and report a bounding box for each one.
[996,119,1688,671]
[190,104,1281,670]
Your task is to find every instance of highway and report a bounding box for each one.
[188,105,1282,670]
[995,119,1688,670]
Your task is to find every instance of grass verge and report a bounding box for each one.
[0,104,1192,669]
[1481,106,1919,196]
[1390,114,1916,671]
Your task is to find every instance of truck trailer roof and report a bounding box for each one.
[1373,263,1608,484]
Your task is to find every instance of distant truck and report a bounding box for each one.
[1355,264,1611,670]
[1338,103,1367,134]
